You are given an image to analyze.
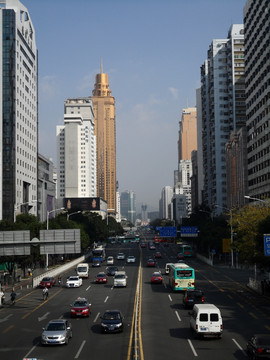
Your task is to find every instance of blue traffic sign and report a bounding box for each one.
[264,234,270,256]
[159,226,177,237]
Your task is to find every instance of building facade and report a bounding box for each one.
[159,186,173,219]
[0,0,38,221]
[56,97,96,199]
[200,24,245,213]
[178,107,197,162]
[92,64,116,214]
[244,0,270,200]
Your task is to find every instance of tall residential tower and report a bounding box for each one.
[0,0,38,220]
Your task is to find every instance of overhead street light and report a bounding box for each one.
[47,207,65,230]
[215,204,234,267]
[244,195,269,205]
[67,211,81,221]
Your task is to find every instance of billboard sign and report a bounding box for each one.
[264,234,270,256]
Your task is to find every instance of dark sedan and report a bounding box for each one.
[146,259,156,267]
[247,334,270,359]
[182,289,204,308]
[100,310,123,333]
[106,266,119,276]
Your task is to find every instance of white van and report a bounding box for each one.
[114,271,127,287]
[76,263,89,278]
[189,304,223,338]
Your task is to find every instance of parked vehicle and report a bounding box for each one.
[189,304,223,338]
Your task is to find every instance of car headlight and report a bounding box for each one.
[115,323,122,328]
[59,335,66,340]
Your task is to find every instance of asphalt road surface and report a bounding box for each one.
[0,238,270,360]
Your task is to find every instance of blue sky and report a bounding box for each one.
[22,0,246,212]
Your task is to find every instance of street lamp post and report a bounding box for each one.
[215,205,234,267]
[46,207,65,270]
[67,211,81,221]
[244,195,269,205]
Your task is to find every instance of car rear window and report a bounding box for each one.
[199,313,208,321]
[210,313,219,321]
[177,270,193,277]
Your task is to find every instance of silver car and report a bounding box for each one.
[41,319,72,345]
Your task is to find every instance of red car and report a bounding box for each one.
[70,297,91,317]
[39,276,56,288]
[95,272,108,283]
[140,242,146,248]
[154,252,162,259]
[151,272,163,284]
[146,259,156,267]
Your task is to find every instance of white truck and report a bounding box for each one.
[76,263,89,278]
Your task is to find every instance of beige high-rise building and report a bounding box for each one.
[92,64,116,213]
[178,107,197,161]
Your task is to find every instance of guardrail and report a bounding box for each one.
[32,253,91,288]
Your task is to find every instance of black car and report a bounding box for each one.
[92,259,101,267]
[106,266,119,276]
[100,310,123,333]
[182,289,204,309]
[247,334,270,359]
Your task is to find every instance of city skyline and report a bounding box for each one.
[22,0,246,211]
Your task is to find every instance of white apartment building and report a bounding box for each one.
[200,24,244,214]
[56,97,96,199]
[0,0,38,221]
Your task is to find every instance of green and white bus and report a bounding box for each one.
[166,263,195,291]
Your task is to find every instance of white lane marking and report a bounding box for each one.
[38,312,50,322]
[74,340,86,359]
[104,296,109,303]
[94,312,100,323]
[175,311,181,322]
[163,283,167,289]
[168,294,172,302]
[23,344,37,359]
[187,339,198,357]
[232,338,246,355]
[111,285,114,290]
[86,285,91,291]
[0,314,13,323]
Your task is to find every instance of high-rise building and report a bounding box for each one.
[56,97,96,199]
[200,24,245,213]
[120,190,136,224]
[0,0,38,221]
[244,0,270,200]
[92,63,116,214]
[159,186,173,219]
[178,107,197,162]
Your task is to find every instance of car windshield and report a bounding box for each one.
[103,312,121,320]
[74,301,87,307]
[42,277,51,281]
[46,322,65,331]
[153,273,161,276]
[68,277,78,281]
[97,273,105,277]
[115,275,125,279]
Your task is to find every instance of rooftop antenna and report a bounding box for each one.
[100,57,103,74]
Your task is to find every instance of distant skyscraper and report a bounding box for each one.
[141,204,148,225]
[92,62,116,213]
[178,107,197,162]
[0,0,38,221]
[159,186,173,219]
[120,191,136,224]
[56,97,96,199]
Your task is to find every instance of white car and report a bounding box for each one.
[107,256,114,265]
[66,276,83,288]
[117,253,125,260]
[126,256,136,263]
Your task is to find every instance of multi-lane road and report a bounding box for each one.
[0,236,270,360]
